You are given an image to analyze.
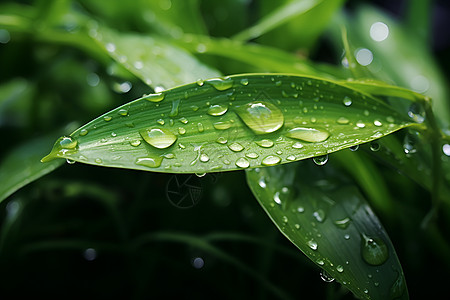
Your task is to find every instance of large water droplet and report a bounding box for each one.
[255,139,274,148]
[320,270,335,283]
[207,104,228,116]
[390,273,406,299]
[334,217,351,229]
[139,128,177,149]
[206,77,234,91]
[361,234,389,266]
[407,103,425,123]
[336,265,344,273]
[136,156,163,168]
[235,157,250,168]
[144,92,165,102]
[313,209,326,223]
[228,142,244,152]
[343,96,352,106]
[286,127,329,143]
[313,155,328,166]
[235,101,284,134]
[261,155,281,166]
[307,239,318,250]
[169,99,181,117]
[213,121,232,130]
[370,141,380,152]
[337,117,350,125]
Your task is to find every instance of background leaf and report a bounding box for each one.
[246,161,408,299]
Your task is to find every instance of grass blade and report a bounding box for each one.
[246,162,408,299]
[41,74,417,173]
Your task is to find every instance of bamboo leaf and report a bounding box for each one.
[233,0,321,41]
[90,26,220,89]
[0,135,64,204]
[41,74,417,173]
[246,162,408,300]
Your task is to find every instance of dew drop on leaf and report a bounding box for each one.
[144,92,165,102]
[136,156,163,168]
[235,157,250,168]
[370,141,380,152]
[206,77,234,91]
[334,217,351,229]
[286,127,329,143]
[313,209,326,223]
[343,96,352,106]
[207,104,228,116]
[349,145,359,151]
[320,270,335,283]
[79,129,88,136]
[228,142,244,152]
[261,155,281,166]
[337,117,350,125]
[313,155,328,166]
[139,128,177,149]
[235,101,284,134]
[255,139,274,148]
[104,116,112,122]
[361,234,389,266]
[307,239,318,250]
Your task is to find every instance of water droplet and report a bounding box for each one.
[207,104,228,116]
[349,145,359,151]
[294,224,300,229]
[370,141,380,152]
[356,121,366,128]
[139,128,177,149]
[179,117,188,124]
[95,158,103,164]
[136,156,163,168]
[273,192,282,205]
[361,234,389,266]
[403,131,419,154]
[240,78,249,86]
[292,142,304,149]
[336,265,344,273]
[228,142,244,152]
[213,121,232,130]
[113,81,132,93]
[255,139,274,148]
[169,99,181,117]
[128,139,141,147]
[106,42,116,52]
[282,216,288,223]
[316,259,325,266]
[261,155,281,166]
[407,103,425,123]
[337,117,350,124]
[334,217,351,229]
[206,77,234,91]
[374,120,383,127]
[307,239,318,250]
[157,119,165,125]
[258,177,266,188]
[313,209,326,222]
[195,172,206,177]
[286,127,330,143]
[66,158,76,164]
[235,101,284,134]
[197,123,204,132]
[246,152,259,159]
[313,155,328,166]
[200,153,210,162]
[118,108,129,116]
[343,96,352,106]
[178,127,186,135]
[144,92,165,102]
[297,206,304,213]
[104,116,112,122]
[79,129,88,136]
[235,157,250,168]
[344,234,350,240]
[286,155,296,161]
[216,137,227,144]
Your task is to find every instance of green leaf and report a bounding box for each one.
[41,74,417,173]
[0,135,64,204]
[246,162,408,300]
[233,0,322,41]
[90,26,220,89]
